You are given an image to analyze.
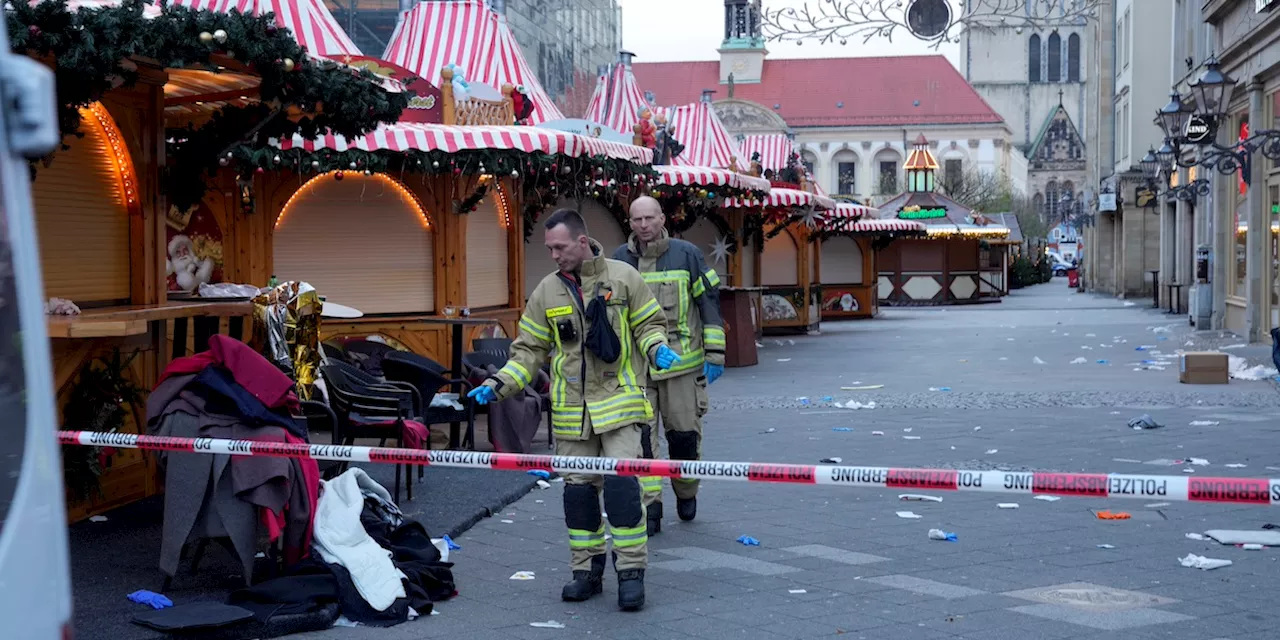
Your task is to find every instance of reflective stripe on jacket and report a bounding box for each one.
[613,229,725,380]
[484,238,670,440]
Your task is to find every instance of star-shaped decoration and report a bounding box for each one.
[708,234,733,266]
[342,55,353,64]
[799,206,824,229]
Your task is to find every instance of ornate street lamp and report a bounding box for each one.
[1155,140,1177,173]
[1140,148,1161,181]
[1187,56,1234,119]
[1155,92,1193,141]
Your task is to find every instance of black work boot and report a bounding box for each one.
[561,555,605,602]
[646,501,663,536]
[616,569,645,611]
[677,496,697,521]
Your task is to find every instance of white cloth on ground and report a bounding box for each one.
[312,468,407,611]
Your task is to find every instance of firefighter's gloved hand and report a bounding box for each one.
[467,385,496,405]
[704,362,724,384]
[654,345,681,370]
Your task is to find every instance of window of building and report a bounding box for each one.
[1044,180,1059,221]
[1234,113,1250,298]
[1122,103,1130,163]
[1124,9,1132,68]
[878,161,898,194]
[1029,34,1041,83]
[943,158,963,192]
[1116,17,1125,77]
[1067,33,1080,81]
[1047,32,1061,82]
[837,162,857,194]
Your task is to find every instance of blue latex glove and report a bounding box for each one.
[654,345,681,370]
[127,589,173,610]
[467,385,496,405]
[704,362,724,384]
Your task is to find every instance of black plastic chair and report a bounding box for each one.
[382,350,476,450]
[463,351,554,450]
[471,337,513,359]
[342,338,401,377]
[320,363,420,503]
[294,400,345,480]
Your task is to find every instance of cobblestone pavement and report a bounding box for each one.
[300,282,1280,640]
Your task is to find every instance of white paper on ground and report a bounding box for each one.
[1225,463,1247,468]
[1189,458,1210,466]
[985,449,999,454]
[903,436,922,440]
[1144,502,1171,508]
[501,519,515,524]
[896,511,923,519]
[1034,357,1047,364]
[509,571,536,580]
[1097,544,1116,549]
[1071,357,1088,364]
[1189,421,1220,426]
[1228,355,1278,380]
[777,358,792,362]
[1179,554,1232,570]
[997,503,1019,509]
[1185,533,1207,541]
[899,494,944,502]
[530,621,566,629]
[1033,495,1061,502]
[1244,544,1265,550]
[871,431,885,436]
[1204,530,1280,546]
[430,539,450,563]
[788,589,808,594]
[536,480,551,489]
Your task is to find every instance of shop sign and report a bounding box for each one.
[898,207,947,220]
[1185,115,1216,145]
[1098,193,1117,212]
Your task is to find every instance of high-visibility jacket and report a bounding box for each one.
[483,238,670,440]
[612,229,725,380]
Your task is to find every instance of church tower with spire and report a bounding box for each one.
[719,0,767,85]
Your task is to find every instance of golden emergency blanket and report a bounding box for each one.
[251,281,322,400]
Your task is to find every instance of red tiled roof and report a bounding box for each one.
[632,55,1004,128]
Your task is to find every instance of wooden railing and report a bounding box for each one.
[440,67,515,126]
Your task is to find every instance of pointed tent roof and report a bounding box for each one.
[170,0,360,58]
[667,101,745,169]
[382,0,564,125]
[1027,104,1085,165]
[739,134,796,172]
[584,70,609,125]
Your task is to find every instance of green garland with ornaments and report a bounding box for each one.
[60,349,144,503]
[7,0,409,211]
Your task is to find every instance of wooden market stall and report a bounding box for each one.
[14,0,405,519]
[874,136,1011,305]
[816,215,926,319]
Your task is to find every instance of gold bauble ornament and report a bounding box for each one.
[213,29,228,44]
[283,58,295,72]
[199,31,214,44]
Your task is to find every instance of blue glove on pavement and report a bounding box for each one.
[704,362,724,384]
[467,385,496,405]
[127,589,173,610]
[654,345,681,370]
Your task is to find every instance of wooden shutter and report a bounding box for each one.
[579,200,627,253]
[274,174,434,314]
[32,119,131,304]
[762,230,798,286]
[466,197,509,308]
[679,218,717,264]
[821,237,863,284]
[524,235,558,298]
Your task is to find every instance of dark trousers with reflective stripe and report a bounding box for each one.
[559,416,648,571]
[642,372,708,508]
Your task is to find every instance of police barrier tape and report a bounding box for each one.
[58,430,1280,506]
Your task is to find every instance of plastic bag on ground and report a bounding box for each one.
[1179,554,1232,570]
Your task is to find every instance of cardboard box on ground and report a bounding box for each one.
[1180,352,1229,384]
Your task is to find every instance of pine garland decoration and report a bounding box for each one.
[7,0,410,211]
[60,349,143,503]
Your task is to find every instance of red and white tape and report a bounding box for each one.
[59,431,1280,506]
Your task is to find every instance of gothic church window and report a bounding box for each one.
[1047,32,1061,82]
[1067,33,1080,81]
[1029,35,1041,83]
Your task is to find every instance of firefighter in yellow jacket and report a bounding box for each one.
[612,196,725,535]
[467,208,679,612]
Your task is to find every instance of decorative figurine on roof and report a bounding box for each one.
[634,106,657,148]
[747,151,763,177]
[653,112,684,164]
[779,151,803,185]
[512,84,535,124]
[443,64,470,101]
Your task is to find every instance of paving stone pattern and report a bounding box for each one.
[295,283,1280,640]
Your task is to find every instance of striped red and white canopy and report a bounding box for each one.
[828,201,876,221]
[726,187,836,211]
[583,72,609,125]
[168,0,360,58]
[828,219,927,233]
[667,101,746,170]
[44,0,163,16]
[277,122,652,163]
[582,63,651,137]
[655,166,771,193]
[382,0,564,126]
[740,134,796,172]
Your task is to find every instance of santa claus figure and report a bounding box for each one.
[166,234,216,292]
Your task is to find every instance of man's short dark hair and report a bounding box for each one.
[544,208,588,238]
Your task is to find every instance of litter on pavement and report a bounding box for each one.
[903,436,922,440]
[1179,554,1232,570]
[737,535,761,546]
[1204,530,1280,546]
[530,621,566,629]
[1071,357,1088,364]
[841,385,884,390]
[442,534,461,551]
[788,589,808,594]
[820,457,843,464]
[997,503,1019,509]
[509,571,536,580]
[928,529,958,542]
[1034,496,1061,502]
[836,400,877,410]
[1189,458,1210,466]
[1185,533,1207,541]
[127,590,173,610]
[899,494,944,502]
[985,449,999,454]
[1034,357,1047,364]
[1127,414,1164,430]
[1225,463,1247,468]
[973,426,982,431]
[896,511,923,519]
[832,427,854,432]
[536,480,551,489]
[1189,421,1220,426]
[871,431,885,436]
[1097,544,1116,549]
[928,387,952,392]
[527,470,552,479]
[1144,502,1171,508]
[1096,511,1131,520]
[1243,544,1265,550]
[777,358,792,362]
[1097,360,1110,364]
[89,516,108,522]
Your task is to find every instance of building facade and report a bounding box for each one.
[325,0,619,115]
[1084,0,1172,298]
[633,0,1026,206]
[959,5,1090,236]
